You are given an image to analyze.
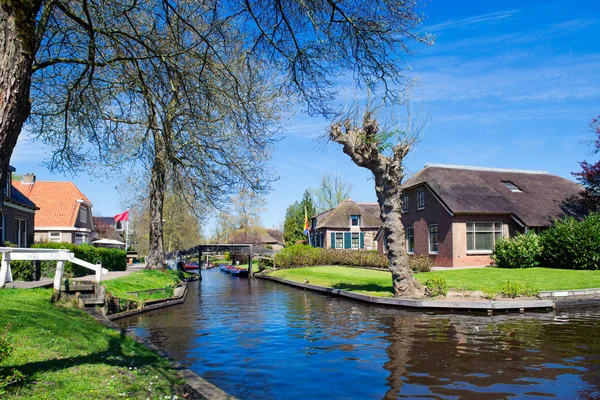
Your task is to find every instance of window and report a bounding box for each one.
[428,224,438,253]
[3,172,10,197]
[352,232,359,248]
[80,206,88,223]
[417,190,425,209]
[502,181,523,193]
[350,215,361,226]
[0,215,4,243]
[311,218,316,229]
[406,228,414,253]
[49,232,61,243]
[335,232,344,248]
[75,233,88,245]
[14,219,27,247]
[467,223,503,252]
[401,194,409,212]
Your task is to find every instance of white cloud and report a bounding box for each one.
[423,10,520,33]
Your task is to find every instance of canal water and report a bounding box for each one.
[117,269,600,399]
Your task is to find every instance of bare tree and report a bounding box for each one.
[312,173,353,212]
[330,110,426,298]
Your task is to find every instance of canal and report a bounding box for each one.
[117,269,600,399]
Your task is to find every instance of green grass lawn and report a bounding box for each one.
[102,269,189,302]
[0,288,185,399]
[269,266,600,297]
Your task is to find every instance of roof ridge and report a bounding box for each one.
[423,163,549,175]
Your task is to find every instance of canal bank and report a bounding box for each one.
[117,268,600,399]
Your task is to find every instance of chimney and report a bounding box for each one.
[23,173,36,184]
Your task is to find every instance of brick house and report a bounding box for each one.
[309,199,381,250]
[13,174,95,244]
[377,164,583,267]
[1,166,38,247]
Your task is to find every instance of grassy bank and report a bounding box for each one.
[102,269,190,302]
[268,266,600,297]
[0,288,185,399]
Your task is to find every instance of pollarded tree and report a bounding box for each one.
[330,111,425,298]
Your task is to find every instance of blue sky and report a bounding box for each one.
[10,0,600,234]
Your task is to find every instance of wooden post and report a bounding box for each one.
[34,260,41,281]
[198,247,203,280]
[54,260,65,291]
[248,245,253,276]
[0,251,11,288]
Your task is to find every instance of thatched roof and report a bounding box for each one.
[266,228,283,244]
[403,164,584,227]
[312,199,380,229]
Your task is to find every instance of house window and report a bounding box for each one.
[428,224,438,253]
[352,233,359,248]
[311,218,316,229]
[75,233,88,245]
[49,232,61,243]
[335,232,344,248]
[502,181,523,193]
[14,219,27,247]
[401,193,409,212]
[467,223,503,252]
[417,190,425,209]
[350,215,360,226]
[406,228,414,254]
[0,215,4,243]
[80,206,88,223]
[3,172,11,197]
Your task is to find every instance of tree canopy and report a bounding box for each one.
[573,116,600,213]
[312,173,353,212]
[283,190,315,245]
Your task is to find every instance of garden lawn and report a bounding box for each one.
[102,269,190,302]
[0,288,185,399]
[269,266,600,297]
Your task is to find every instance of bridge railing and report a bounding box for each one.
[0,247,108,290]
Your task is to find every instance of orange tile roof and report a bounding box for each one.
[12,181,93,228]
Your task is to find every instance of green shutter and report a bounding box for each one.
[344,232,351,249]
[331,232,336,249]
[360,232,365,249]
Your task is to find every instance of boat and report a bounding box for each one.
[229,268,249,277]
[184,261,199,270]
[220,264,236,273]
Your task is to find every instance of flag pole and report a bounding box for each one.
[125,209,129,251]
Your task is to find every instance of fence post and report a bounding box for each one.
[54,260,65,291]
[95,261,102,283]
[0,251,11,288]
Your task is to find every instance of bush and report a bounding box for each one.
[424,275,448,297]
[500,281,522,298]
[9,243,127,280]
[540,214,600,270]
[492,232,542,269]
[274,244,389,269]
[409,255,434,273]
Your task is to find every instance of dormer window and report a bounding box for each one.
[80,206,88,223]
[350,215,360,226]
[502,181,523,193]
[417,190,425,210]
[311,218,316,229]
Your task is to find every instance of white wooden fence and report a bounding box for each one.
[0,247,108,290]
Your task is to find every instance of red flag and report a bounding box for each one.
[114,211,129,222]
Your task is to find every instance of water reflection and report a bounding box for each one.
[118,269,600,399]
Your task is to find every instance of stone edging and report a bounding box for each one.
[84,304,235,400]
[108,281,189,320]
[255,274,556,313]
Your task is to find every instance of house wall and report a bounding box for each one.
[35,231,75,244]
[315,228,378,250]
[401,185,454,267]
[3,206,35,247]
[452,215,524,267]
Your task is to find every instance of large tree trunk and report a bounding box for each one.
[146,151,166,269]
[0,2,41,201]
[330,114,424,298]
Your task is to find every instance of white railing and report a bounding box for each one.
[0,247,108,290]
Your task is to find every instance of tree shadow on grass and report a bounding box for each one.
[332,282,393,295]
[1,326,181,397]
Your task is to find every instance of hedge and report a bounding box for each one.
[491,232,542,269]
[272,244,433,273]
[9,243,127,281]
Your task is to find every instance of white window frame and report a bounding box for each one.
[335,232,344,249]
[49,231,62,243]
[401,193,409,213]
[466,222,503,254]
[351,232,359,249]
[417,190,425,210]
[14,218,27,247]
[428,224,438,254]
[350,215,361,227]
[80,206,88,223]
[75,232,88,245]
[406,227,414,254]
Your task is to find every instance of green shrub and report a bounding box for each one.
[492,232,542,269]
[6,243,127,280]
[224,251,231,261]
[522,283,540,297]
[274,244,389,269]
[409,255,434,273]
[424,275,448,297]
[540,214,600,270]
[500,281,523,298]
[482,287,495,300]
